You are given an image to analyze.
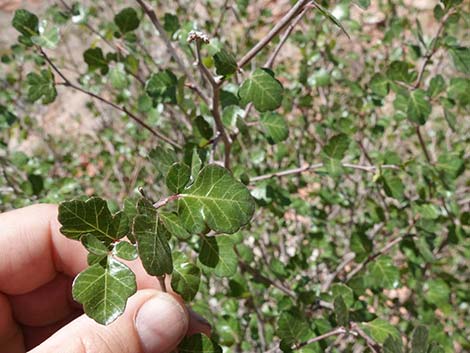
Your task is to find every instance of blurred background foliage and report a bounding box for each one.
[0,0,469,352]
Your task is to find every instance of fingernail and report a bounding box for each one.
[136,293,188,353]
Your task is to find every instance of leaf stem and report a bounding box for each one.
[153,194,180,209]
[158,275,167,292]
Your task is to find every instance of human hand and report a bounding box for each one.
[0,204,210,353]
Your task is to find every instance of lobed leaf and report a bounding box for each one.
[238,68,284,112]
[72,257,136,325]
[178,165,255,234]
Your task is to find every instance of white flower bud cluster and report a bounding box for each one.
[187,30,210,44]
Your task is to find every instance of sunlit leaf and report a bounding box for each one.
[133,199,173,276]
[26,69,57,104]
[239,68,284,112]
[72,257,136,325]
[198,235,237,277]
[171,253,201,301]
[178,165,255,234]
[178,333,222,353]
[114,7,140,33]
[58,197,125,244]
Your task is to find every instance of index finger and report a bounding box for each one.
[0,204,88,295]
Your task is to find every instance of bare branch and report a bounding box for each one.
[250,163,400,183]
[136,0,191,78]
[39,48,182,149]
[292,327,348,350]
[237,0,311,69]
[345,219,416,282]
[413,9,456,89]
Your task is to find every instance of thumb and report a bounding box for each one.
[29,289,189,353]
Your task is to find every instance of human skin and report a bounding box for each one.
[0,204,209,353]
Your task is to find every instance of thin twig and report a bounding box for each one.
[237,0,311,68]
[193,38,232,168]
[238,260,297,300]
[39,48,182,149]
[265,7,309,69]
[250,163,399,182]
[413,9,456,89]
[292,327,348,350]
[136,0,192,80]
[415,125,432,164]
[345,219,416,282]
[212,0,231,36]
[350,323,380,353]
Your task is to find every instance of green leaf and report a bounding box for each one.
[123,198,138,243]
[32,24,60,49]
[381,174,405,201]
[360,318,400,344]
[81,234,109,256]
[133,199,173,276]
[113,241,138,261]
[0,105,17,128]
[12,9,39,37]
[163,13,179,35]
[114,7,140,33]
[159,212,191,240]
[314,1,350,39]
[277,309,311,346]
[427,343,444,353]
[222,105,244,128]
[178,333,222,353]
[449,46,470,74]
[166,162,191,193]
[427,75,445,98]
[194,115,213,140]
[370,73,389,97]
[383,335,404,353]
[213,48,237,76]
[171,253,201,301]
[367,256,400,289]
[407,89,431,125]
[145,69,178,104]
[356,0,371,9]
[423,279,450,306]
[238,68,284,112]
[323,133,350,160]
[260,112,289,144]
[448,77,469,106]
[198,235,238,277]
[387,61,416,83]
[26,69,57,104]
[72,257,136,325]
[83,47,108,74]
[331,283,354,307]
[109,63,129,89]
[178,164,255,234]
[350,231,372,262]
[411,326,428,353]
[334,296,349,327]
[148,146,177,176]
[58,197,125,244]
